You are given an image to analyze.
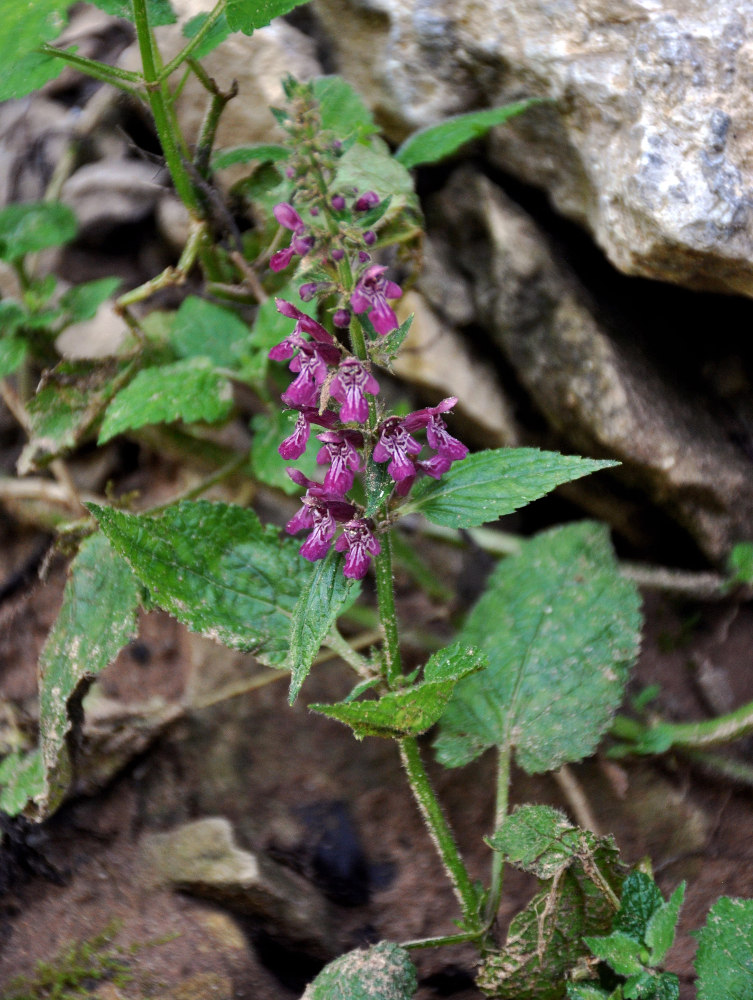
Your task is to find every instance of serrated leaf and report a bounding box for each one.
[225,0,310,34]
[566,987,611,1000]
[370,314,412,365]
[0,336,28,378]
[478,846,623,1000]
[287,551,360,704]
[334,138,416,203]
[488,804,599,880]
[434,521,641,772]
[212,143,290,170]
[0,201,77,261]
[36,533,140,817]
[249,409,320,492]
[645,882,685,965]
[60,276,121,323]
[0,749,45,817]
[98,358,233,443]
[624,972,678,1000]
[311,643,485,739]
[402,448,618,529]
[170,295,250,368]
[91,0,177,25]
[395,100,541,169]
[695,897,753,1000]
[302,941,417,1000]
[0,2,70,102]
[614,872,664,942]
[313,76,379,143]
[88,500,313,666]
[584,932,645,976]
[182,10,231,58]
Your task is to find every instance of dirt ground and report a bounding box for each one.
[2,454,753,1000]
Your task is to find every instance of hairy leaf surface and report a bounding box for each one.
[695,897,753,1000]
[488,805,602,880]
[435,522,641,772]
[302,941,417,1000]
[170,295,250,368]
[226,0,310,33]
[403,449,618,529]
[0,2,71,101]
[0,201,77,261]
[88,500,312,665]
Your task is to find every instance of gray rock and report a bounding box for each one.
[143,817,338,959]
[314,0,753,296]
[434,168,753,561]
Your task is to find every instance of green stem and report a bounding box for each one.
[132,0,202,216]
[323,628,372,678]
[374,534,403,686]
[40,45,144,97]
[399,737,479,927]
[484,745,510,926]
[403,930,485,950]
[612,697,753,755]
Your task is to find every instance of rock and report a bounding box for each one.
[143,817,338,959]
[392,290,518,448]
[313,0,753,296]
[434,167,753,561]
[60,160,167,239]
[56,301,129,359]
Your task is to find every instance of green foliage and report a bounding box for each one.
[311,643,485,739]
[287,551,361,703]
[92,0,177,25]
[313,75,379,145]
[98,358,234,443]
[435,522,642,772]
[727,541,753,587]
[302,941,417,1000]
[488,805,607,881]
[0,2,71,102]
[33,533,141,818]
[0,201,77,261]
[402,449,618,529]
[58,276,122,324]
[169,295,251,368]
[88,500,314,666]
[694,897,753,1000]
[212,143,291,170]
[395,99,542,169]
[249,409,320,492]
[0,334,28,378]
[226,0,311,34]
[0,749,45,817]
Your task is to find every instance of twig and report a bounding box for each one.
[554,763,602,837]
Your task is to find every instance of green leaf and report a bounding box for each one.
[614,872,664,943]
[36,533,140,817]
[727,541,753,586]
[225,0,310,34]
[91,0,177,26]
[182,11,231,59]
[212,143,291,170]
[364,456,394,518]
[434,521,641,772]
[302,941,417,1000]
[566,987,611,1000]
[695,897,753,1000]
[98,358,234,443]
[584,932,645,976]
[0,336,28,378]
[478,846,623,1000]
[311,643,485,739]
[287,551,361,704]
[249,409,320,492]
[0,750,45,817]
[395,100,542,169]
[313,76,379,143]
[488,804,600,880]
[60,276,122,323]
[334,138,416,204]
[645,882,685,965]
[170,295,250,368]
[402,448,618,529]
[0,201,77,261]
[370,314,413,366]
[0,2,70,102]
[88,500,313,666]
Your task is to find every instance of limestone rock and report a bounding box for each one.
[143,817,337,958]
[314,0,753,296]
[434,167,753,561]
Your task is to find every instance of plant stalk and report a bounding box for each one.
[484,745,510,927]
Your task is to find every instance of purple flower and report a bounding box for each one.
[316,429,364,495]
[269,299,339,364]
[354,191,380,211]
[350,264,402,336]
[330,358,380,423]
[281,343,330,407]
[286,471,356,562]
[334,519,381,579]
[299,506,337,561]
[278,406,338,460]
[403,396,468,461]
[372,416,422,482]
[270,202,314,272]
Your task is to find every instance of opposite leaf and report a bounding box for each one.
[37,533,141,818]
[88,500,312,666]
[695,896,753,1000]
[402,449,618,529]
[434,521,641,773]
[287,551,361,704]
[302,941,417,1000]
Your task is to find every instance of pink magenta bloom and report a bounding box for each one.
[281,344,330,407]
[373,416,423,482]
[403,396,468,461]
[316,429,364,495]
[330,358,380,423]
[334,519,382,579]
[278,407,338,460]
[270,203,314,272]
[350,264,402,336]
[285,471,357,562]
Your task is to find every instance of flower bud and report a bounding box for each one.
[331,194,346,211]
[354,191,380,211]
[364,230,376,246]
[333,308,351,328]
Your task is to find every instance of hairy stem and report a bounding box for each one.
[484,745,510,927]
